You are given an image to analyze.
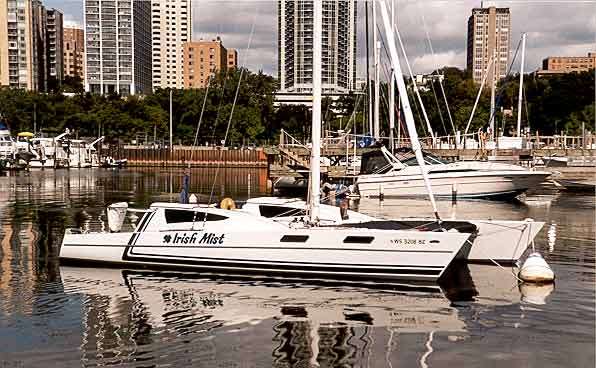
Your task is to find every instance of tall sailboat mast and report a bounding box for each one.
[489,49,497,140]
[377,0,441,220]
[389,0,395,152]
[309,0,323,223]
[373,0,380,140]
[516,33,526,137]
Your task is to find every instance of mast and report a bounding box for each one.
[389,0,395,152]
[309,0,323,223]
[489,48,496,140]
[365,2,373,135]
[516,33,526,137]
[373,0,380,140]
[378,0,441,220]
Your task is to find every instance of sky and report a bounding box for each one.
[50,0,596,78]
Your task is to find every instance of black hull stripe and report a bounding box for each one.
[127,252,445,270]
[62,257,443,276]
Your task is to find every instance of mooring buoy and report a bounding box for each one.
[518,252,555,283]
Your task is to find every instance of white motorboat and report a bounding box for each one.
[241,197,543,263]
[59,202,474,282]
[0,121,16,169]
[15,131,70,168]
[356,147,551,199]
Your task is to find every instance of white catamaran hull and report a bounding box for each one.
[357,170,550,199]
[60,204,472,282]
[242,198,544,263]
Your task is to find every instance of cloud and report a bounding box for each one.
[45,0,596,78]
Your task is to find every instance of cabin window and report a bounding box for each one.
[343,236,374,244]
[280,235,309,243]
[164,209,228,223]
[259,205,306,218]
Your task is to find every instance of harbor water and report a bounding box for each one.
[0,168,594,367]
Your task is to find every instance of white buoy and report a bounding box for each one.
[518,252,555,283]
[188,193,198,204]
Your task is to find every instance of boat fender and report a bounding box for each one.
[518,252,555,283]
[220,197,236,210]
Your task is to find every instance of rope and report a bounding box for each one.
[465,238,524,282]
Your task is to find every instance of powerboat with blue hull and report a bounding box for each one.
[60,202,475,283]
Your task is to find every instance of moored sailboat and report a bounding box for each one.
[59,0,475,283]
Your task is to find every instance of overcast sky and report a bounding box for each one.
[50,0,596,78]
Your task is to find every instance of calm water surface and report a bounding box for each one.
[0,168,594,367]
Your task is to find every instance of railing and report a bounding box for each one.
[279,129,595,152]
[279,129,308,150]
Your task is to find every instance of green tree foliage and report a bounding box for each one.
[0,68,593,144]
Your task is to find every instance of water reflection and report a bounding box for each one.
[59,264,525,367]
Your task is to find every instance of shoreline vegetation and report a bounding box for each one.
[0,68,593,145]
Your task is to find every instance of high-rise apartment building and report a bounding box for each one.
[183,37,235,89]
[63,27,85,81]
[45,8,63,83]
[150,0,191,90]
[227,49,237,69]
[277,0,357,101]
[0,1,63,91]
[466,6,510,84]
[0,0,44,90]
[84,0,152,95]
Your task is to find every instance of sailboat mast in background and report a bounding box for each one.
[308,0,323,223]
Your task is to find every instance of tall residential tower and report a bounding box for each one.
[150,0,191,90]
[46,8,63,83]
[84,0,152,95]
[466,6,511,84]
[277,0,357,104]
[63,27,85,82]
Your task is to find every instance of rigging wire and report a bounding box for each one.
[485,37,523,132]
[209,63,232,142]
[429,80,448,135]
[189,74,213,161]
[418,4,456,136]
[205,5,259,218]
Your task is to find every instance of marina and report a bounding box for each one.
[0,0,593,365]
[0,167,593,366]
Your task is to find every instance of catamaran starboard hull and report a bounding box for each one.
[60,228,472,282]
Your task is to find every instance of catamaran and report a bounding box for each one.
[60,0,475,283]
